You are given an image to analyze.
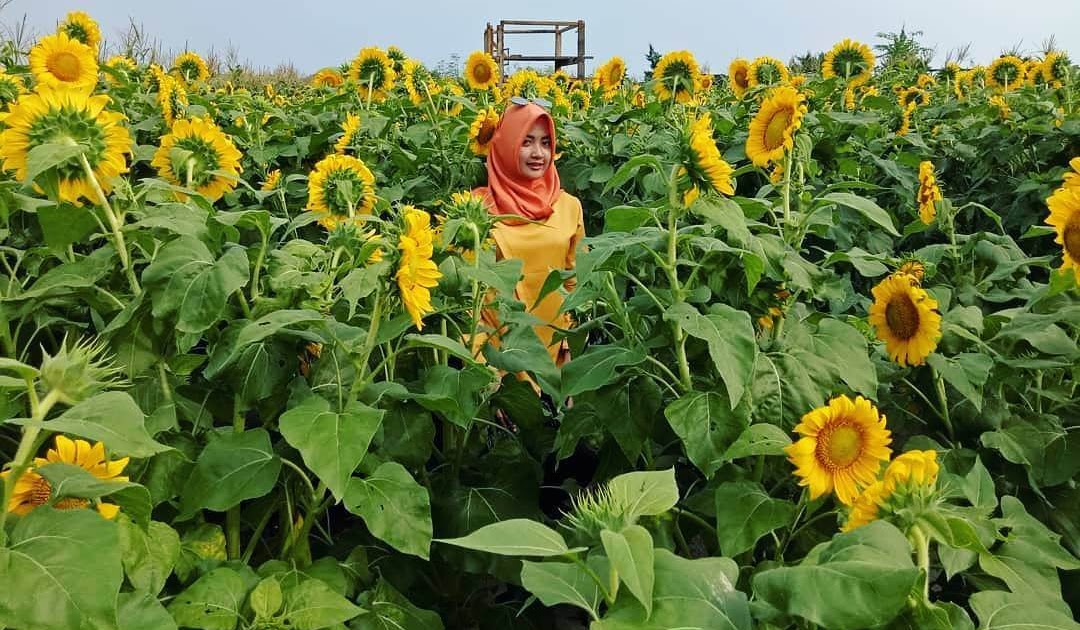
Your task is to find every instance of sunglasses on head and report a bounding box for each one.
[509,96,552,109]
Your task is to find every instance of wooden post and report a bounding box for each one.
[555,30,562,72]
[576,20,586,79]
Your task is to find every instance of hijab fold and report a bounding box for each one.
[474,102,561,221]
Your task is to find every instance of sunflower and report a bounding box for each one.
[916,161,942,224]
[988,94,1010,119]
[171,51,210,84]
[1,435,128,519]
[699,73,714,92]
[916,73,936,89]
[156,74,188,125]
[1040,51,1071,88]
[568,87,591,112]
[468,107,499,156]
[1046,186,1080,280]
[386,46,407,73]
[868,273,942,366]
[261,169,281,191]
[439,82,466,117]
[103,55,139,85]
[882,449,939,494]
[58,11,102,50]
[594,56,626,96]
[464,51,499,91]
[822,39,874,86]
[986,55,1026,91]
[401,59,433,105]
[396,207,442,330]
[784,394,893,505]
[311,68,344,88]
[29,33,99,91]
[842,450,939,532]
[0,71,26,109]
[686,113,735,196]
[632,89,646,108]
[0,86,131,206]
[897,103,915,136]
[306,154,377,231]
[1062,157,1080,190]
[152,117,242,202]
[897,86,930,108]
[349,47,396,103]
[939,62,962,85]
[897,260,926,283]
[841,478,887,532]
[728,58,751,98]
[652,50,701,103]
[334,112,362,154]
[747,56,790,89]
[745,85,807,167]
[503,69,555,101]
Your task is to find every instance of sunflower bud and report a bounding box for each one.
[39,337,123,405]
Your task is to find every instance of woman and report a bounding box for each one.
[473,100,585,370]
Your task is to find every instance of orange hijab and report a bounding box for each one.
[475,102,562,221]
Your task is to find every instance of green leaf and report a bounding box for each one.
[604,205,654,232]
[602,525,655,617]
[412,364,493,429]
[279,394,384,501]
[753,521,920,630]
[248,577,283,619]
[11,245,116,304]
[436,518,582,557]
[482,323,561,395]
[0,508,122,630]
[166,567,249,630]
[175,523,226,583]
[343,461,432,559]
[24,142,85,184]
[14,391,169,458]
[405,333,477,363]
[339,262,389,319]
[980,416,1080,487]
[721,423,793,462]
[664,302,757,406]
[204,309,324,377]
[38,203,99,250]
[690,196,751,247]
[970,590,1080,630]
[119,516,180,596]
[354,578,444,630]
[281,578,364,630]
[607,468,680,520]
[142,236,250,334]
[807,318,878,397]
[117,590,177,630]
[665,390,750,477]
[603,154,663,193]
[595,375,662,463]
[560,345,647,398]
[520,558,603,618]
[179,428,281,518]
[927,353,993,411]
[714,481,798,557]
[597,550,751,630]
[820,192,900,236]
[962,456,997,511]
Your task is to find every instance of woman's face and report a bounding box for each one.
[518,120,552,179]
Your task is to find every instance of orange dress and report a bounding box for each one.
[478,190,585,365]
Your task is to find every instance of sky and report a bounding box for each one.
[5,0,1079,78]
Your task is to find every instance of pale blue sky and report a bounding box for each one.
[5,0,1078,77]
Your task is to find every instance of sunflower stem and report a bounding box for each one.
[350,284,384,401]
[567,554,608,616]
[226,397,245,560]
[781,147,794,242]
[910,523,932,604]
[78,152,141,296]
[664,165,693,392]
[930,366,955,442]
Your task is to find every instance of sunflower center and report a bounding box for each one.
[47,51,84,82]
[885,293,921,339]
[473,64,491,83]
[763,109,793,150]
[734,68,749,88]
[1063,219,1080,261]
[477,121,496,145]
[817,423,863,469]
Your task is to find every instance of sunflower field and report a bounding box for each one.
[1,11,1079,630]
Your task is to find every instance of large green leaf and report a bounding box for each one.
[279,394,384,501]
[353,578,444,630]
[665,390,750,477]
[179,428,281,518]
[664,302,756,407]
[597,550,751,630]
[820,191,900,236]
[412,364,492,429]
[520,557,606,619]
[714,481,798,557]
[560,345,647,398]
[0,508,123,630]
[281,578,364,630]
[483,323,561,395]
[596,375,662,463]
[14,391,169,458]
[927,353,993,411]
[720,423,792,462]
[141,236,250,334]
[166,567,250,630]
[34,462,153,527]
[602,525,655,617]
[204,309,325,377]
[116,590,177,630]
[607,468,679,520]
[970,590,1080,630]
[752,521,920,630]
[118,516,180,596]
[343,461,432,559]
[436,518,582,557]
